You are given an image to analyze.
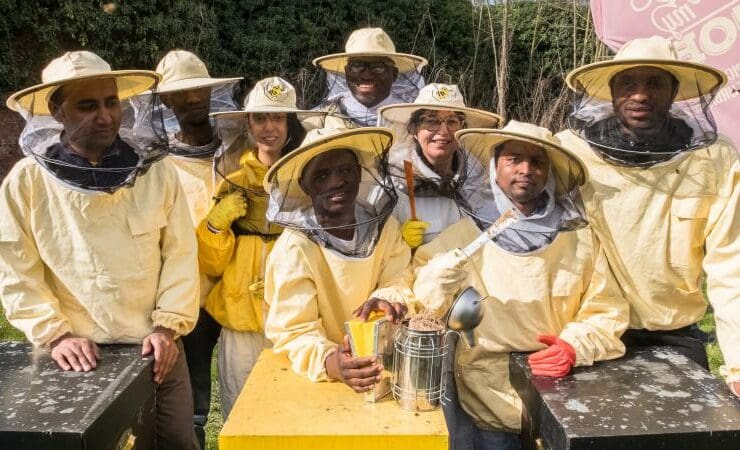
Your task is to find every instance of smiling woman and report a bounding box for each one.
[378,83,503,247]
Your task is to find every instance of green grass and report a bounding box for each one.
[205,351,224,450]
[0,305,728,448]
[0,308,25,341]
[698,309,724,379]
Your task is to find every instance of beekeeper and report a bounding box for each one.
[148,49,242,447]
[0,51,199,449]
[312,27,427,128]
[413,121,628,449]
[197,77,324,418]
[557,36,739,397]
[262,127,414,391]
[378,83,502,247]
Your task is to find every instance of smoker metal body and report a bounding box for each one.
[392,325,451,411]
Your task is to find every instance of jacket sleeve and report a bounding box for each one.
[704,151,740,384]
[150,163,200,338]
[196,214,236,277]
[264,237,337,381]
[0,167,73,348]
[369,220,415,305]
[558,232,628,366]
[411,233,460,315]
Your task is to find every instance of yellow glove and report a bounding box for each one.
[207,191,247,232]
[401,220,430,248]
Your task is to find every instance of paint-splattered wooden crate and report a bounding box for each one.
[510,346,740,450]
[0,342,155,449]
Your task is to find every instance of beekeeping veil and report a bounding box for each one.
[127,50,242,160]
[457,121,588,253]
[566,36,725,168]
[264,127,397,258]
[378,83,502,223]
[6,51,165,194]
[209,77,327,200]
[312,27,427,127]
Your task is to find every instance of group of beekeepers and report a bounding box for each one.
[0,26,737,450]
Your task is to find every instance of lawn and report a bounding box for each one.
[0,305,728,449]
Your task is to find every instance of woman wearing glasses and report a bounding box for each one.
[378,83,503,247]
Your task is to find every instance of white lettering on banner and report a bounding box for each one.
[726,61,740,81]
[672,4,740,62]
[675,31,707,62]
[658,4,699,34]
[713,85,738,106]
[630,0,701,14]
[700,16,738,55]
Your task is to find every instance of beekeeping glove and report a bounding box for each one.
[401,220,430,249]
[207,191,247,232]
[528,335,577,377]
[413,248,468,313]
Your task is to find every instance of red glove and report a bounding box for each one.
[527,335,576,377]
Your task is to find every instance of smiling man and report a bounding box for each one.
[1,51,200,449]
[558,36,740,398]
[312,28,427,127]
[262,127,414,391]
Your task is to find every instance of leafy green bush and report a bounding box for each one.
[0,0,602,128]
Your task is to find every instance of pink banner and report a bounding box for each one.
[590,0,740,150]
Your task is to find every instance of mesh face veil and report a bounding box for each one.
[128,81,241,159]
[316,69,425,127]
[264,127,398,258]
[209,76,328,201]
[376,84,503,230]
[564,37,725,169]
[567,68,720,168]
[20,81,168,194]
[457,124,588,253]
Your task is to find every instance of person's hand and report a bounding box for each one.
[729,380,740,398]
[142,327,178,384]
[528,335,576,377]
[353,297,408,324]
[207,191,247,232]
[50,333,100,372]
[425,248,468,295]
[401,220,430,248]
[325,336,383,393]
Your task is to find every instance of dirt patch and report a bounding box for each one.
[0,107,24,181]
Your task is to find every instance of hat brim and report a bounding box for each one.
[312,52,428,74]
[264,127,394,195]
[7,70,160,115]
[155,76,243,94]
[456,128,586,193]
[566,59,726,101]
[379,103,503,129]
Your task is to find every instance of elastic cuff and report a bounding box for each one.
[206,222,223,234]
[720,365,740,383]
[38,325,74,350]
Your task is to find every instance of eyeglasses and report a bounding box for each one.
[346,61,395,75]
[419,115,464,132]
